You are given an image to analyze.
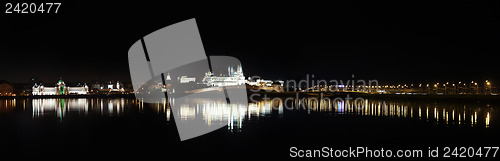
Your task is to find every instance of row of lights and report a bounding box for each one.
[303,80,492,90]
[383,80,492,89]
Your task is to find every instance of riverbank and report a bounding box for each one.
[248,91,500,103]
[0,94,136,99]
[2,91,500,103]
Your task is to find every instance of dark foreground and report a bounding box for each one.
[0,96,498,160]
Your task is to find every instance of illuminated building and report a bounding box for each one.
[32,79,88,95]
[98,81,125,93]
[202,65,246,87]
[247,79,273,87]
[246,79,283,92]
[179,76,196,83]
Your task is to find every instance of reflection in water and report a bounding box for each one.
[33,99,87,119]
[31,98,126,121]
[143,97,495,130]
[282,98,495,128]
[144,98,277,132]
[0,99,17,113]
[0,97,496,131]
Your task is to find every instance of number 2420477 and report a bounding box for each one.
[5,3,61,14]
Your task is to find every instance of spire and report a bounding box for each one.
[237,64,242,73]
[57,79,65,86]
[166,73,171,80]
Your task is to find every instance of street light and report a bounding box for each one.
[486,80,491,94]
[464,83,467,94]
[475,82,478,94]
[470,81,475,94]
[443,84,447,94]
[458,82,461,93]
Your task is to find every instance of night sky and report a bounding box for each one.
[1,1,498,85]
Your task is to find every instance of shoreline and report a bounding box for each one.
[1,92,499,102]
[0,94,136,99]
[249,91,500,103]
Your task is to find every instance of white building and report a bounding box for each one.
[99,81,124,93]
[180,76,196,83]
[67,86,89,95]
[247,79,273,87]
[33,79,88,95]
[202,65,246,87]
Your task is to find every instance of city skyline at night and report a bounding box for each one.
[1,1,499,159]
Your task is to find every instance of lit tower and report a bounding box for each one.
[166,73,171,80]
[56,79,67,95]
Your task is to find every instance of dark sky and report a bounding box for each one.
[1,1,498,85]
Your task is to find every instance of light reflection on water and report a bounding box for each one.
[30,98,127,121]
[285,98,495,128]
[0,97,496,130]
[136,98,278,132]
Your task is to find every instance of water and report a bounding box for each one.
[0,97,498,158]
[4,98,493,128]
